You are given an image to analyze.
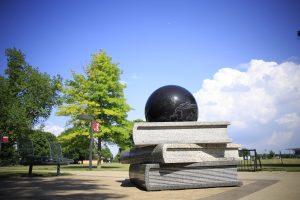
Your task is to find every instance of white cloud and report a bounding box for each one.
[119,80,127,86]
[276,113,300,129]
[267,131,294,146]
[130,73,142,79]
[43,122,65,136]
[194,59,300,152]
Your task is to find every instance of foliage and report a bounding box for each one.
[113,151,121,163]
[239,148,250,157]
[28,130,57,157]
[0,76,30,136]
[116,119,145,151]
[0,47,61,165]
[57,50,132,165]
[58,127,89,163]
[0,143,18,166]
[4,48,62,128]
[0,130,57,166]
[100,144,113,162]
[268,150,275,159]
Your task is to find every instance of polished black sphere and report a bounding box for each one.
[145,85,198,122]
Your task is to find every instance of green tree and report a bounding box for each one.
[28,130,57,157]
[0,48,62,134]
[239,148,250,158]
[57,50,132,167]
[268,150,275,159]
[0,48,62,165]
[4,48,62,127]
[116,119,145,152]
[58,127,89,164]
[0,76,30,136]
[113,151,121,163]
[100,144,113,162]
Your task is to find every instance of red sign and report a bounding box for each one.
[93,121,100,132]
[2,136,9,143]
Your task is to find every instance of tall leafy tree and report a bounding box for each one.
[1,48,62,133]
[116,119,145,151]
[28,130,57,157]
[5,48,62,127]
[58,127,90,163]
[0,48,62,164]
[57,50,131,166]
[100,144,113,162]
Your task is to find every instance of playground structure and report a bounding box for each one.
[238,149,262,172]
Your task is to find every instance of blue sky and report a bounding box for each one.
[1,0,300,155]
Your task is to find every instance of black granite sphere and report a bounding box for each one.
[145,85,198,122]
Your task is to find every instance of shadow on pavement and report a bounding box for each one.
[202,179,279,200]
[0,176,127,200]
[118,179,136,188]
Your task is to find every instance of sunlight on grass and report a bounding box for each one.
[0,170,72,178]
[0,162,129,177]
[239,158,300,172]
[63,163,130,171]
[261,158,300,165]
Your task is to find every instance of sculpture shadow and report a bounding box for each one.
[118,179,145,191]
[0,176,127,200]
[118,179,135,187]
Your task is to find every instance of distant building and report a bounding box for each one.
[286,148,300,158]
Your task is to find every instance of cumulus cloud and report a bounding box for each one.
[194,60,300,152]
[267,131,294,146]
[43,122,65,136]
[275,113,300,129]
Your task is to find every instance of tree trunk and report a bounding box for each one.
[97,137,102,168]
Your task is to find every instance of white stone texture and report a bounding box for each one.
[133,121,231,146]
[129,162,241,191]
[121,143,242,164]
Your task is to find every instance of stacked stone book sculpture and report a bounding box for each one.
[121,85,242,191]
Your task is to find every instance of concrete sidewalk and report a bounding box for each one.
[0,171,299,200]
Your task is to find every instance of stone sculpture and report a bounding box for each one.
[121,85,242,191]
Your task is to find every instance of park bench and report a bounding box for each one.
[17,138,73,176]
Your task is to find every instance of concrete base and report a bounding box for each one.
[129,161,242,191]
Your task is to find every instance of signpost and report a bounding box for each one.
[0,135,9,152]
[2,136,9,143]
[93,121,100,132]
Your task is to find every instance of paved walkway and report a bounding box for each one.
[0,171,299,200]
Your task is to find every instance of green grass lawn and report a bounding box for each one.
[261,158,300,165]
[2,159,300,177]
[239,158,300,172]
[0,162,129,177]
[260,158,300,172]
[63,162,130,171]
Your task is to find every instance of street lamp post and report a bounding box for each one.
[78,115,94,170]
